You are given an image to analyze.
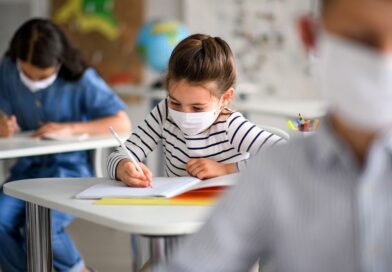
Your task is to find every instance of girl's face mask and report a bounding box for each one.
[17,62,58,92]
[169,99,223,136]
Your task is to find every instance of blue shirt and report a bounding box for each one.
[0,57,127,180]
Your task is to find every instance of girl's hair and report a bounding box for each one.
[5,18,87,81]
[166,34,237,97]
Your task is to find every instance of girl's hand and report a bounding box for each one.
[33,122,74,137]
[186,159,237,180]
[0,115,19,138]
[116,159,153,187]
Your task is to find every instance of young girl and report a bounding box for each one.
[108,34,283,187]
[0,19,131,272]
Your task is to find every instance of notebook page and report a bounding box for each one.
[75,177,200,199]
[188,173,240,190]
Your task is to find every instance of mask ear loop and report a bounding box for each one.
[214,97,226,119]
[220,92,232,114]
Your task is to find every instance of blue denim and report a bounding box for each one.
[0,189,84,272]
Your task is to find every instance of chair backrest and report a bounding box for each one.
[259,125,290,141]
[89,148,111,178]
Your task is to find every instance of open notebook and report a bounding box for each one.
[75,173,240,199]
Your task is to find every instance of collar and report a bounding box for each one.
[314,117,392,172]
[313,116,360,171]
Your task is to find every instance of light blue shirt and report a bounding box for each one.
[0,57,126,180]
[158,120,392,272]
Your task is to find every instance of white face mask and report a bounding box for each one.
[18,63,58,92]
[169,106,221,136]
[316,32,392,132]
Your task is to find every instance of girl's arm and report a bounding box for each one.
[226,113,285,170]
[33,111,131,137]
[186,112,286,179]
[72,111,131,134]
[107,100,166,180]
[227,112,284,154]
[34,69,131,137]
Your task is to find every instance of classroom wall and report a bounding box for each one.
[183,0,318,99]
[0,0,317,99]
[143,0,183,84]
[146,0,182,19]
[0,0,50,53]
[0,0,183,53]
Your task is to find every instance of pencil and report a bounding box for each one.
[109,127,152,187]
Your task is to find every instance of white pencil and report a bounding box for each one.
[109,126,144,176]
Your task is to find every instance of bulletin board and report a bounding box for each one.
[51,0,144,85]
[184,0,318,98]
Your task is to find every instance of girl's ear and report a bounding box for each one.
[221,88,234,106]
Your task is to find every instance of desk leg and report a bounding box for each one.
[148,235,181,271]
[26,203,52,272]
[131,234,145,272]
[93,148,104,178]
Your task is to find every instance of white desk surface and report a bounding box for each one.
[4,178,211,235]
[0,132,121,160]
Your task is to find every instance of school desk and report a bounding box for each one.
[0,132,125,177]
[3,177,212,272]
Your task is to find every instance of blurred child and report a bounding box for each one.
[0,19,131,272]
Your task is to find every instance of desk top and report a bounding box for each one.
[0,132,120,159]
[4,178,210,235]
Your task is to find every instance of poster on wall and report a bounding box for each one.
[51,0,143,86]
[184,0,318,98]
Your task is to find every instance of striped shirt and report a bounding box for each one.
[107,98,283,179]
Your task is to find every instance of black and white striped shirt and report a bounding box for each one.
[107,98,283,179]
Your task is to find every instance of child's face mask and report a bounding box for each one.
[315,31,392,132]
[169,100,223,136]
[17,62,58,92]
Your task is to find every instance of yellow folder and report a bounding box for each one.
[95,188,224,206]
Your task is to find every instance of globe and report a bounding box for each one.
[136,19,189,72]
